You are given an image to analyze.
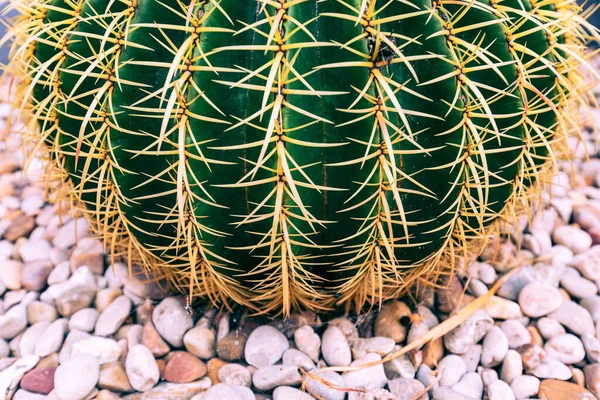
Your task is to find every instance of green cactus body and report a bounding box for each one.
[6,0,595,314]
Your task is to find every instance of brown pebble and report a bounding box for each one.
[20,367,55,395]
[163,351,207,383]
[527,326,544,347]
[217,328,251,361]
[95,288,123,312]
[518,344,546,371]
[37,353,59,369]
[156,358,166,379]
[142,320,170,357]
[4,215,35,241]
[95,390,122,400]
[98,362,133,393]
[571,366,585,387]
[538,379,595,399]
[422,337,443,368]
[207,358,228,384]
[374,301,411,343]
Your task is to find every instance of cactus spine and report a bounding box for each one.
[3,0,598,315]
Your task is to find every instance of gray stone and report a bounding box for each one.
[443,311,493,355]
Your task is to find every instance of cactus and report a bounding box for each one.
[3,0,598,315]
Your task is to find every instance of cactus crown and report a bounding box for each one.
[3,0,598,315]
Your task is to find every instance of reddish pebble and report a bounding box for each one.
[20,367,55,394]
[163,351,207,383]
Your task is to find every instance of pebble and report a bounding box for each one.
[582,296,600,322]
[342,353,387,390]
[26,301,57,325]
[163,351,207,383]
[13,389,46,400]
[18,240,51,263]
[294,325,320,362]
[388,378,426,400]
[47,262,70,286]
[52,218,89,250]
[537,317,566,339]
[142,320,170,357]
[20,322,49,356]
[304,371,345,400]
[95,295,131,336]
[500,320,531,349]
[437,355,467,387]
[252,365,302,391]
[585,363,600,398]
[184,326,216,359]
[518,282,563,317]
[217,363,252,387]
[560,267,598,298]
[483,296,523,319]
[34,319,67,357]
[510,375,539,399]
[431,387,474,400]
[71,336,121,365]
[486,380,515,400]
[0,355,39,399]
[68,308,99,332]
[530,358,572,380]
[20,367,55,395]
[553,225,592,253]
[583,334,600,362]
[0,304,27,339]
[481,326,509,368]
[54,354,99,400]
[244,325,288,368]
[282,348,315,371]
[544,333,586,364]
[459,345,482,373]
[218,327,251,361]
[98,362,132,393]
[0,260,21,290]
[58,330,91,364]
[273,386,315,400]
[321,327,351,367]
[125,344,159,392]
[350,337,395,360]
[21,261,52,292]
[548,300,596,336]
[384,352,415,379]
[572,246,600,280]
[55,289,94,318]
[538,379,596,399]
[152,297,194,348]
[451,372,482,399]
[443,310,493,354]
[518,344,546,371]
[500,349,522,384]
[373,301,410,343]
[201,383,249,400]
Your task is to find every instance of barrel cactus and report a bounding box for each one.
[3,0,597,315]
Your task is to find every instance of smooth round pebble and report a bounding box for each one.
[510,375,540,399]
[294,325,320,362]
[486,380,515,400]
[152,298,193,347]
[518,283,562,318]
[305,371,345,400]
[481,326,508,368]
[184,326,216,359]
[244,325,289,368]
[321,327,351,367]
[544,334,586,364]
[54,354,99,400]
[95,295,131,336]
[125,344,159,392]
[273,386,315,400]
[500,320,531,349]
[68,308,99,333]
[437,355,467,387]
[218,363,252,387]
[537,317,566,339]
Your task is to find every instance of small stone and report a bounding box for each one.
[328,318,358,340]
[0,260,21,290]
[252,365,301,391]
[21,261,52,292]
[52,218,90,250]
[20,368,55,395]
[69,238,104,274]
[483,296,523,319]
[139,378,211,399]
[342,353,387,390]
[460,344,483,372]
[321,327,351,367]
[443,310,493,355]
[0,355,39,399]
[305,372,345,400]
[218,363,251,387]
[142,320,170,357]
[416,364,439,391]
[518,282,563,317]
[548,300,596,336]
[54,354,99,400]
[388,378,426,400]
[537,317,566,339]
[374,301,410,343]
[13,389,46,400]
[202,383,248,400]
[37,353,58,370]
[34,319,67,357]
[431,387,473,400]
[18,239,51,263]
[71,336,122,365]
[384,351,415,379]
[572,246,600,280]
[55,289,94,318]
[518,344,546,371]
[95,295,131,336]
[207,358,227,384]
[544,333,585,364]
[500,320,531,349]
[47,262,70,286]
[438,276,472,313]
[20,322,50,356]
[26,301,57,325]
[5,216,35,242]
[125,344,159,392]
[530,358,572,380]
[350,337,395,360]
[217,327,251,362]
[500,349,522,384]
[560,267,598,298]
[98,362,133,393]
[163,351,207,383]
[538,379,595,400]
[437,355,467,387]
[486,380,515,400]
[282,348,315,371]
[583,334,600,363]
[483,368,499,387]
[553,225,592,253]
[451,372,483,399]
[184,326,216,359]
[69,308,99,332]
[4,289,26,309]
[422,337,444,369]
[294,325,320,362]
[527,326,544,347]
[152,298,194,348]
[273,386,315,400]
[58,330,91,364]
[481,326,509,368]
[244,325,288,368]
[510,375,539,399]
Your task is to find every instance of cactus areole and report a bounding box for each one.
[4,0,597,315]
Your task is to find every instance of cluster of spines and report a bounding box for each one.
[2,0,598,316]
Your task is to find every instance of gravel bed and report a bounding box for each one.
[1,81,600,400]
